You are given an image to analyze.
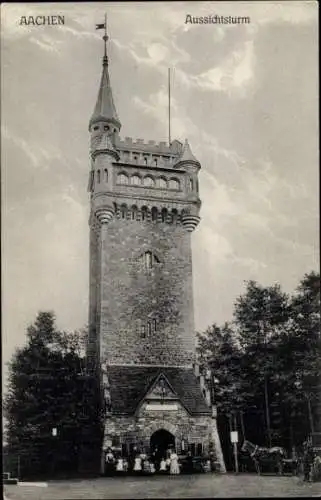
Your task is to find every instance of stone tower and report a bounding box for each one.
[87,22,225,473]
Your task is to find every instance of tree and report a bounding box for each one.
[197,323,249,430]
[233,281,290,446]
[276,272,321,445]
[4,312,101,479]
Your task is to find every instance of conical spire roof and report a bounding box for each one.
[174,139,200,167]
[89,50,121,130]
[89,57,121,128]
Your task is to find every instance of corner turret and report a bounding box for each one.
[174,139,201,170]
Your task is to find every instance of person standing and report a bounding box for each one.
[159,457,167,474]
[169,449,180,475]
[133,452,142,474]
[116,456,124,475]
[105,448,115,476]
[303,441,314,481]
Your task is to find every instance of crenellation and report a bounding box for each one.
[115,136,181,156]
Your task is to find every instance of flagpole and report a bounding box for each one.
[168,68,171,146]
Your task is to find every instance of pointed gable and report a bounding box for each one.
[144,373,178,401]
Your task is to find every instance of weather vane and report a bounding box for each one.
[96,13,108,63]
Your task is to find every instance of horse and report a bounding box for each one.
[241,440,286,475]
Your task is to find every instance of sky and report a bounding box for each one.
[1,2,319,388]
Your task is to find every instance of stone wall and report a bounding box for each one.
[96,218,195,366]
[103,401,218,458]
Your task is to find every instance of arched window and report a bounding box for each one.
[131,175,141,186]
[133,155,138,164]
[169,178,180,190]
[172,209,178,224]
[151,207,158,222]
[153,319,157,331]
[145,251,152,270]
[141,206,148,221]
[117,173,129,185]
[158,177,167,189]
[143,157,148,166]
[147,322,152,337]
[144,176,155,188]
[93,125,99,131]
[142,251,159,269]
[120,204,127,219]
[104,125,109,131]
[189,178,193,191]
[96,170,101,183]
[161,208,168,223]
[154,158,158,167]
[104,169,108,182]
[131,205,138,220]
[141,325,146,339]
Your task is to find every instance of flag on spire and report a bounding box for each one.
[96,23,106,30]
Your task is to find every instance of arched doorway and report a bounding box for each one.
[150,429,175,457]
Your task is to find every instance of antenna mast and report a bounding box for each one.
[168,68,171,146]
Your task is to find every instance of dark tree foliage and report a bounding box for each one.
[197,272,320,451]
[4,312,102,479]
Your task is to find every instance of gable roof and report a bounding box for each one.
[107,365,211,415]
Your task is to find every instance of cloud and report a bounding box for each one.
[29,35,62,53]
[189,40,254,96]
[2,127,62,168]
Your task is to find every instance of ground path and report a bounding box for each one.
[3,473,321,499]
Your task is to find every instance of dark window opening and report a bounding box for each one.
[93,126,99,131]
[97,170,101,183]
[197,443,203,456]
[104,125,109,131]
[147,322,152,337]
[151,207,158,222]
[104,169,108,182]
[189,178,193,191]
[132,206,138,220]
[112,436,120,447]
[161,208,168,223]
[172,209,178,224]
[141,325,146,338]
[144,157,148,165]
[189,443,196,456]
[141,207,148,221]
[120,205,127,219]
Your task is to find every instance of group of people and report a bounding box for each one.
[104,446,181,476]
[302,439,316,482]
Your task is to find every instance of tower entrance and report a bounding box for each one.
[150,429,175,457]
